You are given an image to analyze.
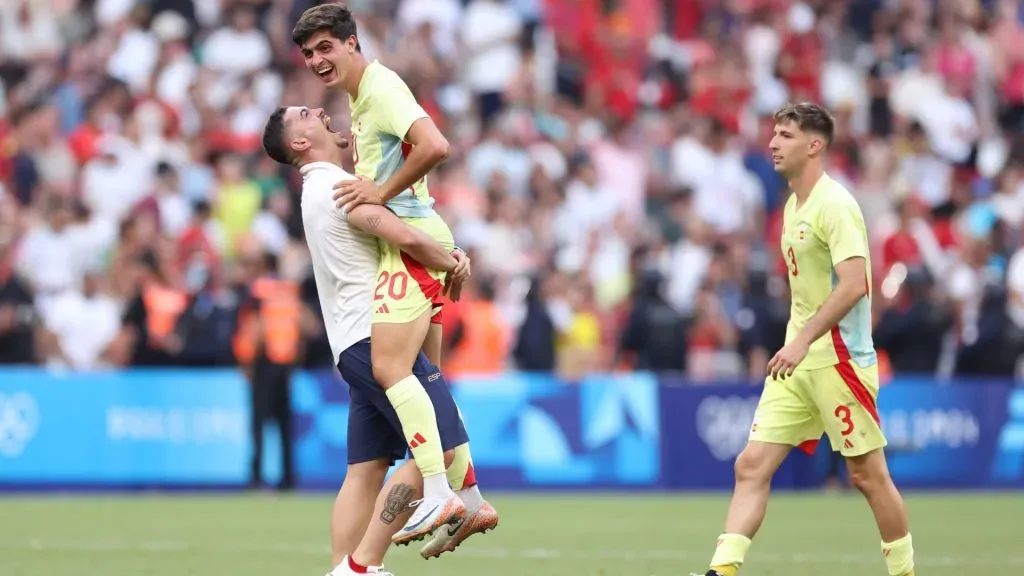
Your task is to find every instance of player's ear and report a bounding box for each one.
[291,137,311,155]
[808,136,825,156]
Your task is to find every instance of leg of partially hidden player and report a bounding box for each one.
[330,460,390,565]
[847,449,915,576]
[420,321,444,368]
[415,322,500,558]
[371,312,457,494]
[419,441,499,558]
[707,441,792,576]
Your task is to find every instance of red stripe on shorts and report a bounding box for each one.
[400,252,444,302]
[797,439,820,455]
[830,325,881,426]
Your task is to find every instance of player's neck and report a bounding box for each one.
[340,55,369,99]
[789,163,825,208]
[301,148,347,169]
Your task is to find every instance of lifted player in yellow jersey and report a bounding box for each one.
[291,3,498,572]
[692,103,915,576]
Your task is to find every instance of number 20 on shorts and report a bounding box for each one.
[375,271,409,300]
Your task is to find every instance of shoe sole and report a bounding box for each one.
[392,506,465,547]
[421,517,500,559]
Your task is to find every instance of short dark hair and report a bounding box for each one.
[774,102,835,147]
[292,3,360,51]
[262,107,292,165]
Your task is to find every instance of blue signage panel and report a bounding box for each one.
[292,371,662,489]
[0,368,250,485]
[1,367,1021,490]
[657,379,1022,489]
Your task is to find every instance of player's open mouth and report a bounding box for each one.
[315,64,337,83]
[322,114,335,132]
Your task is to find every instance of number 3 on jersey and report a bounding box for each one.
[786,245,799,276]
[375,271,408,300]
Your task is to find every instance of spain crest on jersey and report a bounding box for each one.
[797,222,809,242]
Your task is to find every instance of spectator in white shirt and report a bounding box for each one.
[553,153,619,250]
[81,133,153,226]
[893,121,953,208]
[201,5,272,78]
[106,5,160,94]
[0,0,63,62]
[462,0,523,126]
[16,198,80,297]
[397,0,463,62]
[1007,245,1024,330]
[467,115,532,198]
[673,120,764,236]
[144,162,192,239]
[251,193,292,257]
[40,269,121,370]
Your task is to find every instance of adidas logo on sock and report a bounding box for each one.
[409,432,427,449]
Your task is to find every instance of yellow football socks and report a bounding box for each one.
[385,375,445,477]
[710,533,751,576]
[882,533,915,576]
[446,443,472,490]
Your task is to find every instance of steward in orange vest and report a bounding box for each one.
[241,252,301,491]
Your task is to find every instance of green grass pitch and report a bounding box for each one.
[2,492,1022,575]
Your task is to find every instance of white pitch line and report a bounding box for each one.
[5,540,1024,568]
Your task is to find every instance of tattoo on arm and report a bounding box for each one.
[368,216,381,230]
[380,483,417,524]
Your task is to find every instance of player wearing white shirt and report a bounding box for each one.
[262,105,493,576]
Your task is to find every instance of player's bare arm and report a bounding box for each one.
[347,204,457,272]
[767,256,868,380]
[346,204,469,301]
[333,118,449,212]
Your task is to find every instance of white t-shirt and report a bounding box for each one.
[41,290,121,370]
[462,0,523,93]
[299,162,380,362]
[1007,247,1024,329]
[16,225,79,295]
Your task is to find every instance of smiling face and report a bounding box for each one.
[300,29,358,88]
[281,106,342,157]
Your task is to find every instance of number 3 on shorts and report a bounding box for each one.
[375,270,409,301]
[834,404,855,436]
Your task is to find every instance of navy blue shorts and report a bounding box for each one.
[337,338,469,465]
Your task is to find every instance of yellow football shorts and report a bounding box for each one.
[373,214,454,325]
[749,360,887,457]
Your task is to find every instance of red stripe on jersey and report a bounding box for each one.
[400,252,444,302]
[831,325,881,425]
[830,324,852,362]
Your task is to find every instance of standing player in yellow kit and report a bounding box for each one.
[291,3,497,554]
[692,103,916,576]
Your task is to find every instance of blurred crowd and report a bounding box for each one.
[2,0,1024,382]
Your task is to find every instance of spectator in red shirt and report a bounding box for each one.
[777,3,823,101]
